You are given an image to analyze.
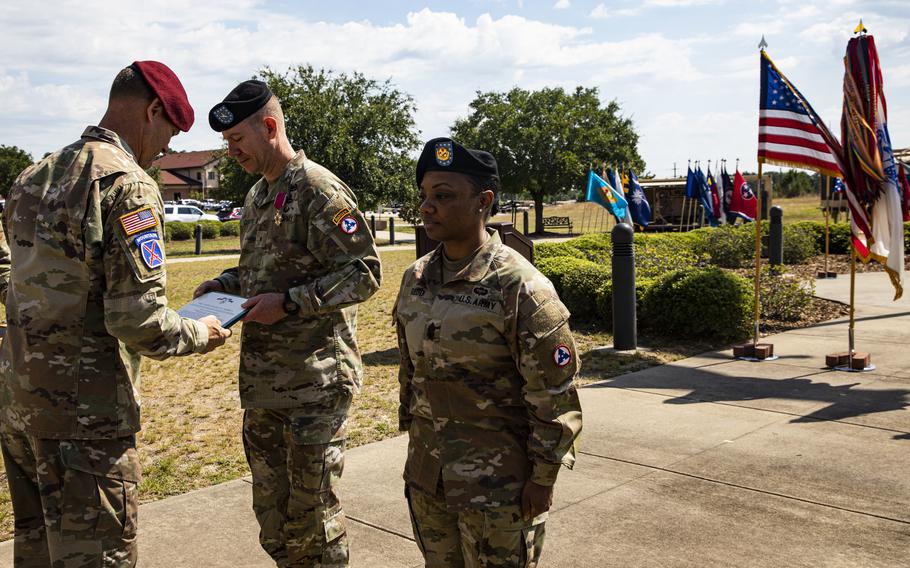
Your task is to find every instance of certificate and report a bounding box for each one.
[177,292,249,328]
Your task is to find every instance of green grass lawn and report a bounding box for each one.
[0,241,710,540]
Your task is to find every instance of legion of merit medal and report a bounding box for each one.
[274,191,287,226]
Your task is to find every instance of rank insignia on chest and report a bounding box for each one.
[553,344,573,367]
[119,207,157,236]
[339,216,359,234]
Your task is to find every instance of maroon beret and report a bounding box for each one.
[131,61,194,132]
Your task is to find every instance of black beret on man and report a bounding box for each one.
[415,137,499,187]
[208,80,273,132]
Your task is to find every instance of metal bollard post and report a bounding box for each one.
[389,217,395,245]
[523,210,529,235]
[611,223,637,350]
[370,214,376,238]
[769,206,783,272]
[194,223,203,255]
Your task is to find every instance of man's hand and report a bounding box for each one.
[198,315,232,353]
[242,293,288,325]
[193,279,224,299]
[521,481,554,521]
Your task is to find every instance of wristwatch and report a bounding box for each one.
[282,290,300,315]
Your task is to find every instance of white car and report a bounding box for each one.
[164,204,220,223]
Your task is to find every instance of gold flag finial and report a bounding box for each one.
[854,20,867,34]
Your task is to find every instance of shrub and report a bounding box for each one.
[167,222,194,241]
[782,224,818,264]
[560,261,612,318]
[694,224,755,268]
[535,256,601,296]
[197,220,222,239]
[220,220,241,236]
[594,276,657,329]
[163,224,173,242]
[760,269,814,322]
[641,268,753,341]
[535,242,587,261]
[635,233,708,278]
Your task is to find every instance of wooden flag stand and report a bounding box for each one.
[733,161,776,361]
[825,237,874,372]
[817,176,838,278]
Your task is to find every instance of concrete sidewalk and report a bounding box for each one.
[2,271,908,567]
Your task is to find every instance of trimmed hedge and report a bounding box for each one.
[641,268,753,341]
[792,220,910,255]
[536,256,600,295]
[167,222,194,241]
[593,276,657,330]
[220,220,241,236]
[559,261,612,317]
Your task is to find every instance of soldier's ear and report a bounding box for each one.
[146,98,164,123]
[262,116,279,140]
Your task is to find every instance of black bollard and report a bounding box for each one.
[769,206,783,272]
[523,210,529,235]
[389,217,395,245]
[194,223,203,255]
[370,214,376,238]
[611,223,637,350]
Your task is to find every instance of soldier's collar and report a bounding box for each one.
[424,229,501,285]
[81,126,139,163]
[253,149,308,208]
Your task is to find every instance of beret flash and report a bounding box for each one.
[415,137,499,187]
[208,80,274,132]
[130,61,194,132]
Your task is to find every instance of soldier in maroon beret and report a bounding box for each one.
[0,62,230,567]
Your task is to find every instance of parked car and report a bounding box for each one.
[218,207,243,222]
[164,204,220,223]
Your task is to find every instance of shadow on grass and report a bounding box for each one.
[363,347,399,367]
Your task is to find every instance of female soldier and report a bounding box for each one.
[394,138,583,567]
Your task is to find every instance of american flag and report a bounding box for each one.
[120,207,158,235]
[758,50,841,177]
[758,49,873,258]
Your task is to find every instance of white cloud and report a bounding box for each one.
[554,0,570,9]
[590,3,609,19]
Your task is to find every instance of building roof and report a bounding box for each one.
[153,150,220,170]
[160,170,201,187]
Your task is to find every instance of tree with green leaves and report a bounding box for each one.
[0,145,34,198]
[217,65,420,212]
[451,87,645,233]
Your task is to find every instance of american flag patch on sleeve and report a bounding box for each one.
[119,207,158,236]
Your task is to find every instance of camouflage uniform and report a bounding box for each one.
[213,150,380,567]
[0,126,211,567]
[394,231,583,568]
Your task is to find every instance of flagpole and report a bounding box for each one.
[581,165,591,234]
[824,177,832,276]
[680,160,690,232]
[753,162,764,347]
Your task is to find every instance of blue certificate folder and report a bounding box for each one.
[177,292,249,328]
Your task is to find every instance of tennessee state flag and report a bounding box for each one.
[729,169,758,221]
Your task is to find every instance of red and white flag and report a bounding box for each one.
[729,170,757,222]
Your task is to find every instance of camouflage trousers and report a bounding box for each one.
[243,408,349,567]
[0,429,139,567]
[405,484,546,568]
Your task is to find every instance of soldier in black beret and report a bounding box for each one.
[395,138,583,566]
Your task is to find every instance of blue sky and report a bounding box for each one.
[1,0,908,179]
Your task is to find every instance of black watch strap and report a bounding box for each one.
[283,290,300,315]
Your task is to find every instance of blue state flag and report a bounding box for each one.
[627,171,651,227]
[685,166,697,198]
[696,166,719,227]
[832,177,845,193]
[586,170,630,223]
